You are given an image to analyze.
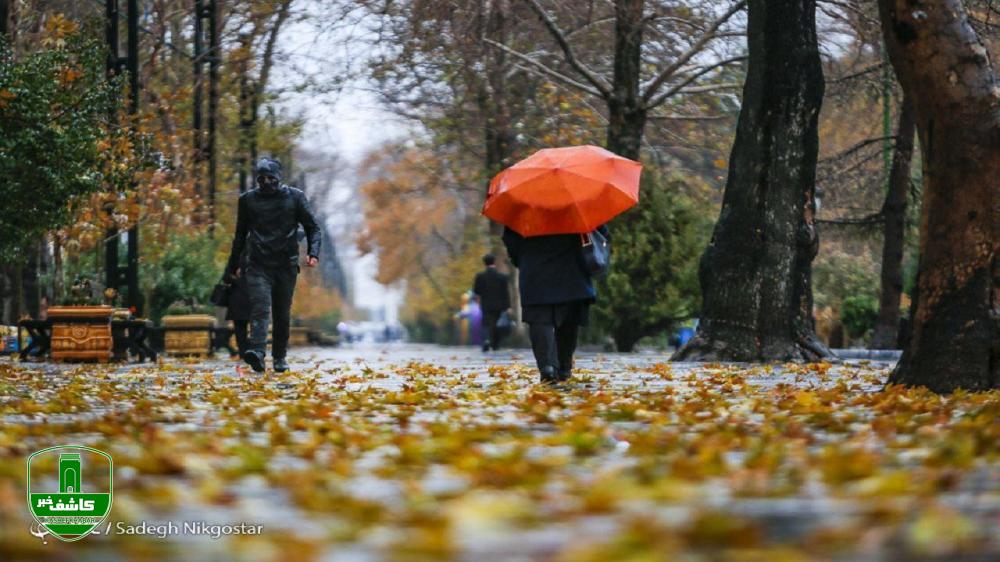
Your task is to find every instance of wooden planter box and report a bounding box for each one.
[162,314,216,357]
[48,306,114,362]
[289,327,310,347]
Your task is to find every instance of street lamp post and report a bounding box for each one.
[125,0,140,314]
[193,0,204,198]
[104,0,120,297]
[104,0,142,315]
[0,0,10,38]
[207,0,219,232]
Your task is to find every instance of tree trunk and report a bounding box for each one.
[0,0,9,39]
[238,33,252,194]
[53,235,63,305]
[879,0,999,392]
[673,0,831,362]
[871,96,915,349]
[12,262,23,321]
[23,242,40,319]
[605,0,646,161]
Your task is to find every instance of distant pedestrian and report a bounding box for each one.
[503,225,609,383]
[472,254,511,352]
[226,157,322,373]
[455,292,483,346]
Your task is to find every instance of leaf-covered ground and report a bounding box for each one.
[0,345,997,561]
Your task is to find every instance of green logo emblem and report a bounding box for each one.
[27,445,113,542]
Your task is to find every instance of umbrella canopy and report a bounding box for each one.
[482,145,642,236]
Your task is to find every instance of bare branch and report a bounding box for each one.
[648,55,746,108]
[820,135,897,163]
[672,82,743,95]
[647,113,732,121]
[816,212,883,226]
[257,0,294,97]
[830,62,885,83]
[483,38,603,97]
[641,0,747,104]
[522,0,612,97]
[566,16,615,39]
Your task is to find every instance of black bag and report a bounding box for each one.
[209,277,232,307]
[580,229,610,279]
[496,310,514,337]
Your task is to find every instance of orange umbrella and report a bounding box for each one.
[482,145,642,236]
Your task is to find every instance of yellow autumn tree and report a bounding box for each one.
[356,143,487,341]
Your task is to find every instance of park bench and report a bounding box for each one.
[17,317,157,363]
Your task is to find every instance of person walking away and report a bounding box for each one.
[473,254,511,352]
[226,157,321,373]
[502,225,609,383]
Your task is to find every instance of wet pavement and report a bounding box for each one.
[0,344,996,561]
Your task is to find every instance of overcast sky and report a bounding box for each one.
[271,2,408,323]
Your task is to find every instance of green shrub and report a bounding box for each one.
[142,232,220,322]
[841,295,878,340]
[592,171,712,352]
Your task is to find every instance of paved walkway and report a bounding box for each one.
[0,344,996,561]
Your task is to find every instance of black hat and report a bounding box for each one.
[255,157,283,181]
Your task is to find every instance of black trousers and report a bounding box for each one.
[528,322,579,375]
[233,320,250,357]
[246,264,298,359]
[481,310,504,350]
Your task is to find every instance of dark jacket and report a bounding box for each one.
[502,224,610,306]
[473,267,511,312]
[226,185,322,273]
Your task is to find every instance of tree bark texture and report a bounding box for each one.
[879,0,999,392]
[673,0,831,362]
[605,0,646,161]
[871,96,916,349]
[483,0,515,241]
[0,0,9,39]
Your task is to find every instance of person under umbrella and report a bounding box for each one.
[484,145,641,383]
[503,224,610,382]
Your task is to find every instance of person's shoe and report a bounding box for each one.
[243,350,265,373]
[539,366,558,384]
[556,359,573,382]
[273,357,289,372]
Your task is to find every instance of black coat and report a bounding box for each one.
[226,185,322,273]
[473,267,511,312]
[502,225,609,306]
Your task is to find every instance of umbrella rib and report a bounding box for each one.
[559,170,591,233]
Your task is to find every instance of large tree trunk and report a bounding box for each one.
[879,0,999,392]
[237,33,253,194]
[605,0,646,161]
[483,0,514,236]
[871,96,916,349]
[53,235,63,305]
[602,0,648,351]
[11,263,23,321]
[0,0,9,38]
[22,242,40,319]
[673,0,831,362]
